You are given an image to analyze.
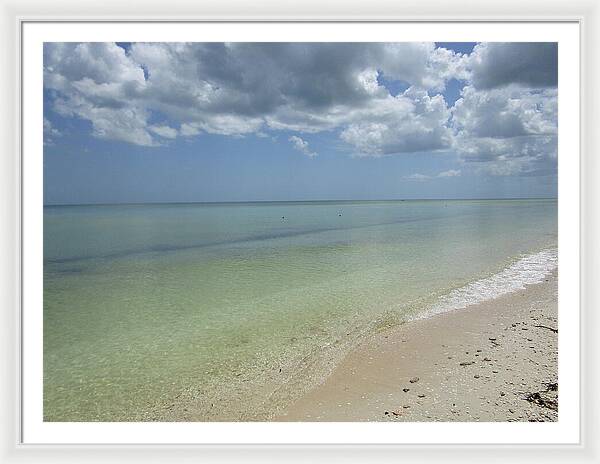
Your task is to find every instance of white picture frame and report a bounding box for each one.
[1,0,599,462]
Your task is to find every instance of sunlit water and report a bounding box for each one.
[43,199,557,421]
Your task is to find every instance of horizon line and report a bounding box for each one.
[44,197,558,207]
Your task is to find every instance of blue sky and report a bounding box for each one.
[43,42,558,204]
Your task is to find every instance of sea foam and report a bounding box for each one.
[418,248,558,319]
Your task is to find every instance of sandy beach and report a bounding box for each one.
[277,270,558,422]
[40,40,562,429]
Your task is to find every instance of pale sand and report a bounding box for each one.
[277,270,558,422]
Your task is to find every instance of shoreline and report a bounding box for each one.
[43,248,558,422]
[276,269,558,422]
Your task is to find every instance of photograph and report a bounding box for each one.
[42,41,559,423]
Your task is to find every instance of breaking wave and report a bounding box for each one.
[419,248,558,319]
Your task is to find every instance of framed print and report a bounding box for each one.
[1,0,599,462]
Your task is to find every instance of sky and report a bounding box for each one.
[43,42,558,205]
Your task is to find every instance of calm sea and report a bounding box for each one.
[43,199,557,421]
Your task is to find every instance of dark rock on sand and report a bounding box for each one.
[524,384,559,411]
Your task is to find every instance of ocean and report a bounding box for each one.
[43,199,558,421]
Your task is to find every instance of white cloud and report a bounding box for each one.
[43,42,557,177]
[179,123,201,137]
[289,136,317,158]
[43,118,61,135]
[452,86,557,139]
[44,43,145,88]
[340,88,453,156]
[404,169,462,181]
[44,42,463,150]
[420,45,470,91]
[455,135,557,176]
[45,43,153,146]
[43,117,61,146]
[149,125,178,139]
[378,42,468,92]
[451,85,557,176]
[437,169,461,177]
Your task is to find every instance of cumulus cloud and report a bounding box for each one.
[451,84,557,176]
[43,41,557,177]
[289,136,317,158]
[44,42,464,151]
[340,88,453,156]
[450,42,558,176]
[452,86,557,139]
[469,42,558,89]
[45,43,153,146]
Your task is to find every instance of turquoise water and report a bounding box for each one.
[43,199,557,421]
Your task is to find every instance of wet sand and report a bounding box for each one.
[277,270,558,422]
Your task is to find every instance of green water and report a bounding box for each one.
[43,199,557,421]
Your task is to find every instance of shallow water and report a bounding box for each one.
[43,199,557,421]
